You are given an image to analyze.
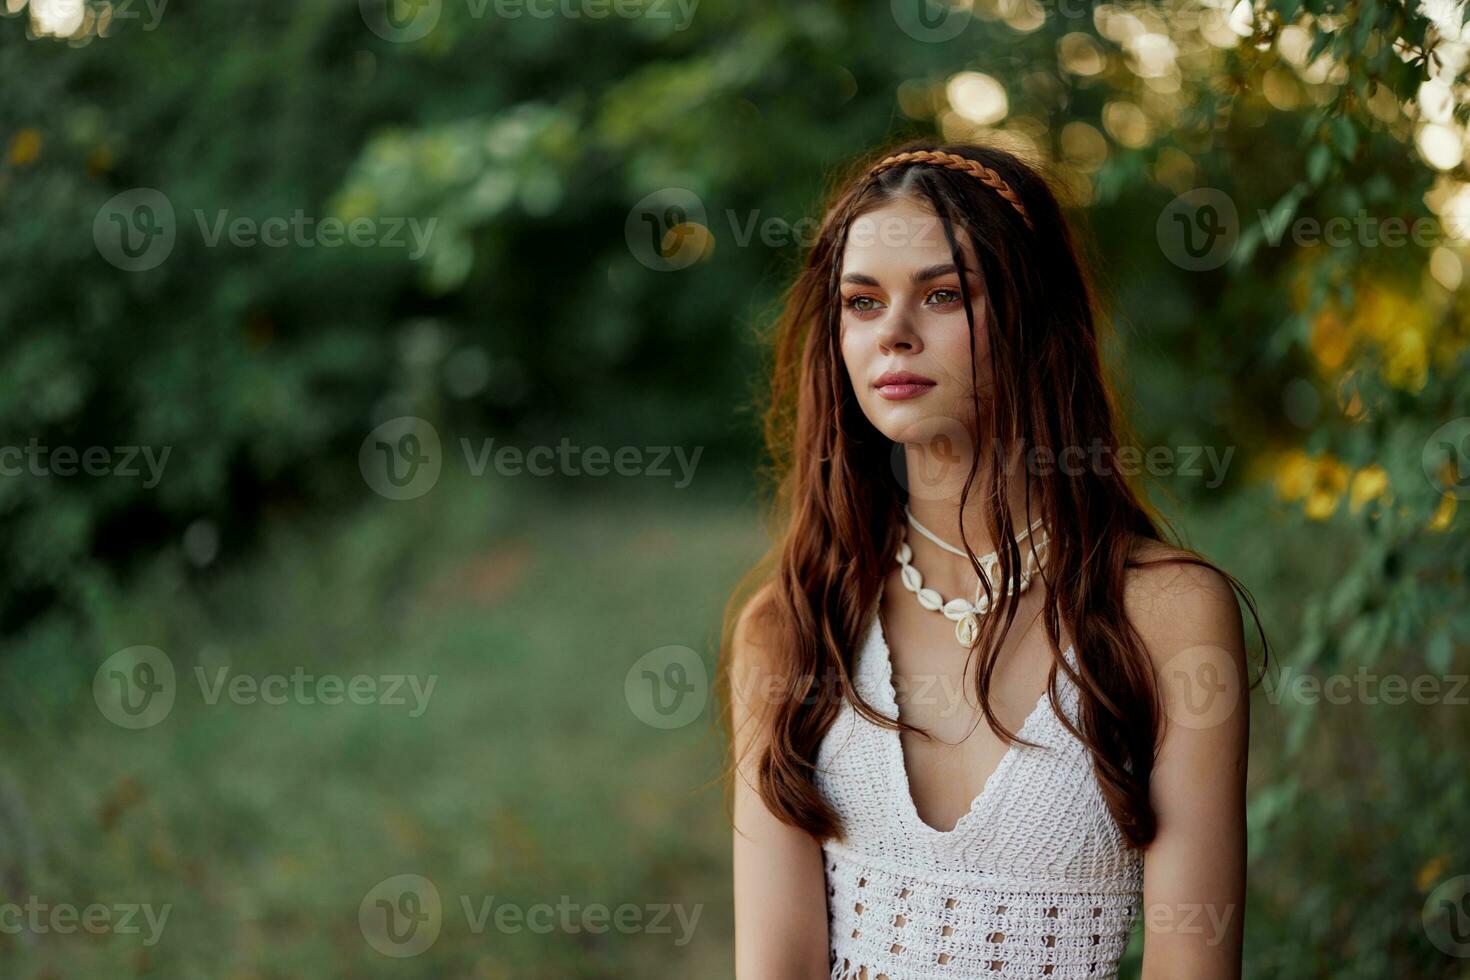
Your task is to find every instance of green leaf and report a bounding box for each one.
[1242,183,1309,270]
[1341,616,1372,660]
[1307,142,1333,185]
[1285,701,1317,755]
[1333,116,1359,160]
[1307,24,1334,62]
[1354,0,1379,49]
[1426,627,1454,673]
[1234,223,1264,267]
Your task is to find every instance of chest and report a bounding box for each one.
[875,572,1069,834]
[813,609,1134,885]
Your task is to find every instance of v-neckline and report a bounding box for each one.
[868,600,1071,838]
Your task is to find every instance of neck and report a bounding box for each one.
[898,439,1042,597]
[901,440,1038,554]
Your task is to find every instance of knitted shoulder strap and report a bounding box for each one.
[867,149,1035,231]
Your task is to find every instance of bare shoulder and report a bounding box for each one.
[731,581,781,672]
[1120,534,1250,756]
[1121,535,1245,672]
[727,582,787,737]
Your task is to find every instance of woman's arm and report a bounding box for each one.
[1130,557,1250,980]
[728,590,832,980]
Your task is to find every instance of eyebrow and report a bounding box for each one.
[839,263,976,287]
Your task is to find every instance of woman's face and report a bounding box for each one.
[838,195,992,449]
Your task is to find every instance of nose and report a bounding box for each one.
[876,306,922,355]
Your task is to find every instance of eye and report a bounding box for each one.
[843,295,883,314]
[926,287,962,306]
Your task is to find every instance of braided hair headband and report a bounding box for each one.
[866,150,1035,231]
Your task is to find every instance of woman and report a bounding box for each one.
[721,141,1265,979]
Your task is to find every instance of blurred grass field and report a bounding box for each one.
[0,473,764,978]
[1,467,1466,977]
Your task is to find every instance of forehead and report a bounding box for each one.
[841,196,978,275]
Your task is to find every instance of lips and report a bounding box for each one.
[874,371,937,400]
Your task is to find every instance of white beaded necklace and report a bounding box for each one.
[895,506,1050,647]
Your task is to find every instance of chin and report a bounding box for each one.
[866,404,976,450]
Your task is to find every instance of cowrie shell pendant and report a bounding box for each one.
[895,523,1048,651]
[955,612,979,647]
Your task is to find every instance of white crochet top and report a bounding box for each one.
[815,609,1143,979]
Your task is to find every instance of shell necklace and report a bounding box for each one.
[895,506,1050,647]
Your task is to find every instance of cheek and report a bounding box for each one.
[839,326,868,379]
[926,317,986,387]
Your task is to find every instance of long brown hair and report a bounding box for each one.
[718,138,1267,848]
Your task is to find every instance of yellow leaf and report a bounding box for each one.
[1418,854,1449,893]
[1273,449,1315,502]
[7,128,41,167]
[1303,454,1348,520]
[1428,494,1457,531]
[1349,464,1390,514]
[1310,308,1351,372]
